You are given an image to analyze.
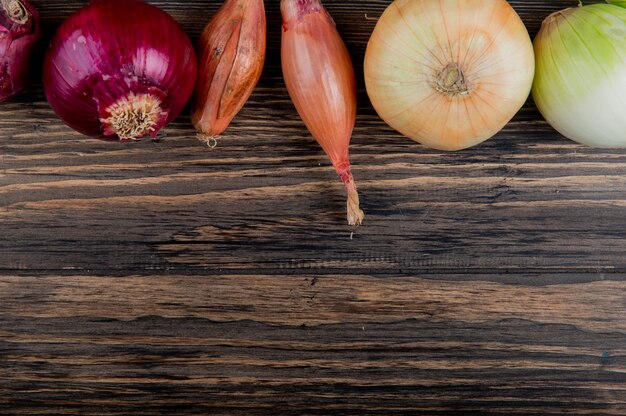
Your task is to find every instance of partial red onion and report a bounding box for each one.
[43,0,197,140]
[0,0,40,102]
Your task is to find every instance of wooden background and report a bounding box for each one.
[2,0,626,414]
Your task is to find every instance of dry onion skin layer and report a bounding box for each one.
[0,0,40,102]
[364,0,535,151]
[532,4,626,148]
[43,0,197,141]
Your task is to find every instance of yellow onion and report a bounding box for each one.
[364,0,535,151]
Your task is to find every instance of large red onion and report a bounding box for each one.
[0,0,40,102]
[43,0,197,140]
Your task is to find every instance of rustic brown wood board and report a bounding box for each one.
[2,0,626,414]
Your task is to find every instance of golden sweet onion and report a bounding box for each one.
[364,0,535,151]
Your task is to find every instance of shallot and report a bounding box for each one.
[192,0,266,145]
[281,0,364,226]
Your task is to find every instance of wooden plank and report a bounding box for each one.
[1,274,626,331]
[2,313,626,415]
[2,273,626,414]
[6,134,626,275]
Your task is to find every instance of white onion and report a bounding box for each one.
[532,3,626,148]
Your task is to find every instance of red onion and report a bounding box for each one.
[0,0,40,102]
[43,0,197,140]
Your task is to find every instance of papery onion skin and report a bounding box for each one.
[364,0,535,151]
[281,0,364,226]
[532,4,626,148]
[0,0,40,102]
[43,0,197,141]
[191,0,266,143]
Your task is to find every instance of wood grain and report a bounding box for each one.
[2,0,626,414]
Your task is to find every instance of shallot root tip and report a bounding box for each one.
[337,166,364,226]
[197,134,219,149]
[344,177,364,226]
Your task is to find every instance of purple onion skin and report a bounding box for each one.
[43,0,197,140]
[0,0,40,101]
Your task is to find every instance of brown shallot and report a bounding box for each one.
[191,0,266,145]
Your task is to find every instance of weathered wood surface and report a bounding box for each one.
[2,0,626,414]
